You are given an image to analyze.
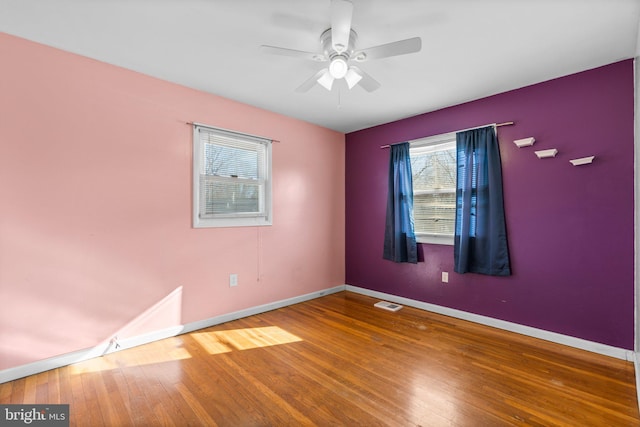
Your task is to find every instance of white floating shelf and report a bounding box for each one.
[535,149,558,159]
[569,156,595,166]
[513,137,535,148]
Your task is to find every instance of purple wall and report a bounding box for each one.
[345,60,635,350]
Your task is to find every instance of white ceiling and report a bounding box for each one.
[1,0,639,133]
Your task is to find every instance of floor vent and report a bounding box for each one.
[374,301,403,312]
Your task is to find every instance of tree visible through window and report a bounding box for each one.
[193,124,272,228]
[409,133,457,244]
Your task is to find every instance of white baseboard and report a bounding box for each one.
[346,285,635,361]
[1,284,632,384]
[180,285,346,334]
[634,352,640,410]
[0,285,346,384]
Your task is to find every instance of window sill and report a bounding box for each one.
[416,234,454,246]
[193,216,272,228]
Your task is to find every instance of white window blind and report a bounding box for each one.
[410,133,457,245]
[193,124,272,228]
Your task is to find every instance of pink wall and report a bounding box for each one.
[0,33,345,371]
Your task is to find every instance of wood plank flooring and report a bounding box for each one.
[1,291,638,426]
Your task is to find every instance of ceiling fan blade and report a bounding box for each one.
[295,69,329,92]
[331,0,353,53]
[353,37,422,62]
[350,66,380,92]
[260,45,327,62]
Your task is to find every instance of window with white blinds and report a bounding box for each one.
[193,124,272,228]
[409,132,457,245]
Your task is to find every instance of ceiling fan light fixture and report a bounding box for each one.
[262,0,420,94]
[344,67,363,89]
[328,57,349,79]
[317,71,335,90]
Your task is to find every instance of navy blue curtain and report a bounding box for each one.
[383,143,418,263]
[454,126,511,275]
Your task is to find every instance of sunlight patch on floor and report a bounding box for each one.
[70,337,192,374]
[192,326,303,355]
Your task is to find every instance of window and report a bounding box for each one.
[193,124,272,228]
[409,132,457,245]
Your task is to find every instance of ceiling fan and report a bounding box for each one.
[260,0,422,93]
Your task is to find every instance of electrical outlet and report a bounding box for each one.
[442,272,449,283]
[229,274,238,287]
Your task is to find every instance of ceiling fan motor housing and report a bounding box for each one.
[260,0,420,94]
[320,28,358,62]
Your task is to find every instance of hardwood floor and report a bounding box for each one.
[1,291,638,426]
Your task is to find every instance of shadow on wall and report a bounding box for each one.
[0,284,184,372]
[108,286,184,348]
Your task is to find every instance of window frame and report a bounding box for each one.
[192,124,272,228]
[409,131,457,246]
